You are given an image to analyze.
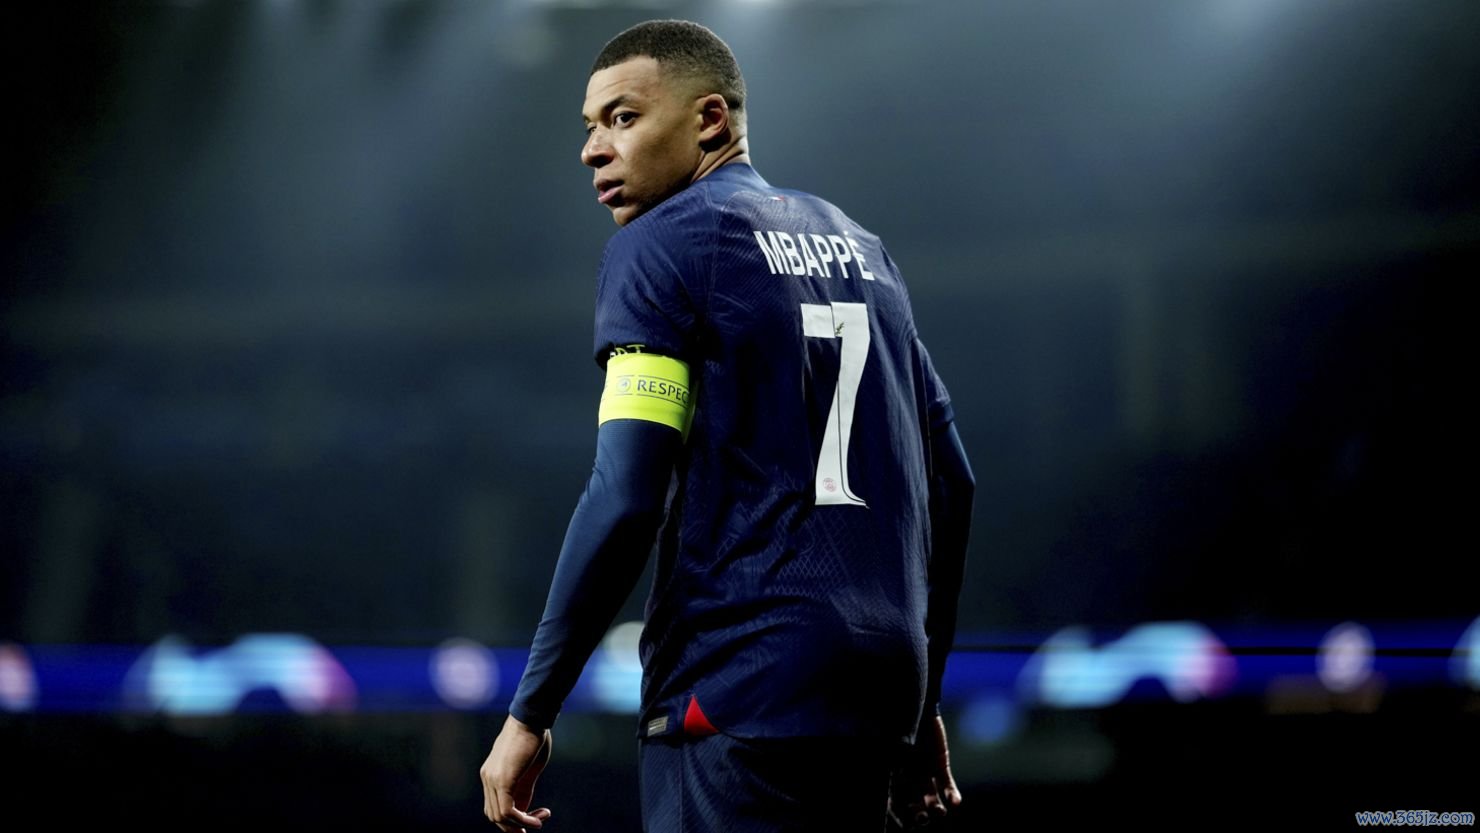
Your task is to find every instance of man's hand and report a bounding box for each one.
[889,713,963,830]
[480,714,553,830]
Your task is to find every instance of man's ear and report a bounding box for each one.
[696,93,732,149]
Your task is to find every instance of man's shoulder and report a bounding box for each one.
[604,180,723,257]
[615,164,869,235]
[595,179,733,291]
[708,168,883,245]
[653,164,774,222]
[599,166,763,268]
[600,164,889,284]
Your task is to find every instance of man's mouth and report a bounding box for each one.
[595,180,623,205]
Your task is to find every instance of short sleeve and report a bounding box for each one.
[916,337,955,431]
[592,212,707,368]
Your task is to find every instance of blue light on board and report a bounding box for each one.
[2,615,1473,715]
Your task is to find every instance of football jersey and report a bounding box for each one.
[593,163,954,742]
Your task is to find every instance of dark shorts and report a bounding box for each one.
[639,733,898,833]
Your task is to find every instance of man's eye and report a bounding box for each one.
[614,112,637,125]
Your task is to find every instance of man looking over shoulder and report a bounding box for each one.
[480,19,975,833]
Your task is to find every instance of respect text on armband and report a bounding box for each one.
[619,375,691,407]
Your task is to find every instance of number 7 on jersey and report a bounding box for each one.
[800,302,870,507]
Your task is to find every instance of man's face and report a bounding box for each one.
[582,56,703,226]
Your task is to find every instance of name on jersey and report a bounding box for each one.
[752,230,876,280]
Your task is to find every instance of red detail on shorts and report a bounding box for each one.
[683,695,719,736]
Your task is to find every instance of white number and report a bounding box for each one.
[800,301,870,506]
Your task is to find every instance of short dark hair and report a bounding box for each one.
[591,20,746,115]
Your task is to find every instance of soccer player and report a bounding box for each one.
[480,19,975,833]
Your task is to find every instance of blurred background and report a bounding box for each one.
[3,0,1477,828]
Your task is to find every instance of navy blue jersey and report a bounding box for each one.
[593,163,954,742]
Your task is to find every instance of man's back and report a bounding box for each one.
[483,23,970,831]
[593,162,954,742]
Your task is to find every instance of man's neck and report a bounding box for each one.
[691,139,752,184]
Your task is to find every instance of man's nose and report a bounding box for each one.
[581,130,612,168]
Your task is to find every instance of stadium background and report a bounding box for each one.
[3,0,1476,828]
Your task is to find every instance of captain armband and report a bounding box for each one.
[598,352,695,438]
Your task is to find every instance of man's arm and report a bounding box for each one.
[482,417,680,830]
[509,416,682,728]
[894,418,974,829]
[482,351,691,830]
[924,418,974,715]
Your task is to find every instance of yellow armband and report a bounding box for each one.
[598,352,694,438]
